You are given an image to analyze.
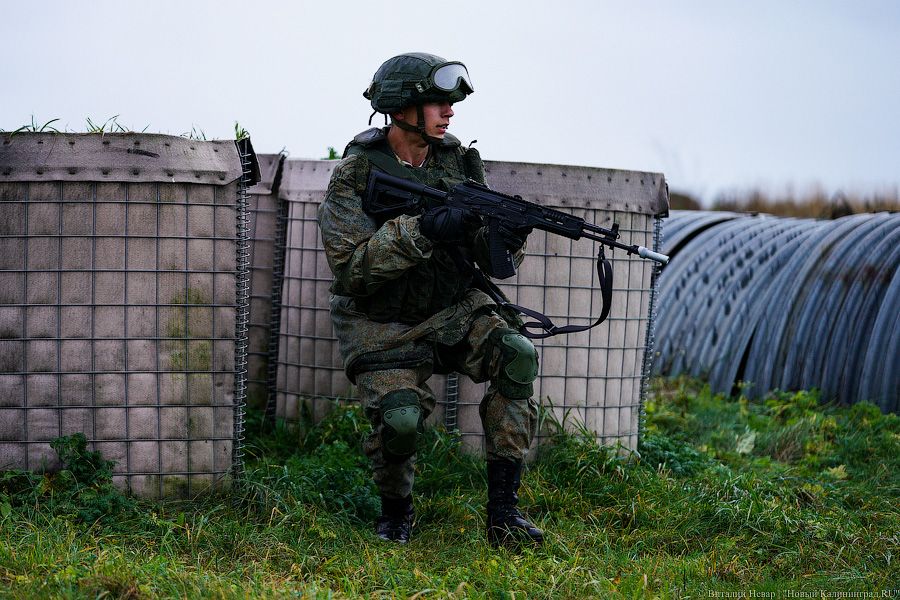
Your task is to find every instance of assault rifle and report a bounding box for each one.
[362,170,670,337]
[363,170,669,276]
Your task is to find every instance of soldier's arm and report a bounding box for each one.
[318,155,434,297]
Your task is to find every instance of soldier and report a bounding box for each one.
[317,52,542,548]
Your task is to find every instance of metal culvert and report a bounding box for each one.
[859,260,900,412]
[653,210,900,413]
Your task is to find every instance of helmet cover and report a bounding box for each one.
[364,52,473,114]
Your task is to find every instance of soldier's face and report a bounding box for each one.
[397,101,455,139]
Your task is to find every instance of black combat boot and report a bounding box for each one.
[485,459,544,548]
[375,494,414,543]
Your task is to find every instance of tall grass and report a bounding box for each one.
[1,379,898,598]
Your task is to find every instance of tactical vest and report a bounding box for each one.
[341,127,486,324]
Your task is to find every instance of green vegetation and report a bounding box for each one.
[710,187,900,219]
[4,116,62,134]
[235,122,250,141]
[2,116,146,136]
[1,378,898,598]
[1,434,135,526]
[83,115,148,134]
[2,117,247,140]
[672,186,900,218]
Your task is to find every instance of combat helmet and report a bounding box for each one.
[364,52,474,143]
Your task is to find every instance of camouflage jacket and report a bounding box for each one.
[317,128,521,377]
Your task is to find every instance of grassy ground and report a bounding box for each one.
[1,377,898,599]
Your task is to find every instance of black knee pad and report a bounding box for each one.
[486,328,539,399]
[380,390,425,463]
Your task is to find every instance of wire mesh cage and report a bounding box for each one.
[244,153,286,412]
[0,133,255,498]
[272,158,668,453]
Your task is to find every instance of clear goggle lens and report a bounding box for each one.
[431,62,474,93]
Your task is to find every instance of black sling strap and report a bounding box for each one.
[467,246,615,340]
[346,139,439,185]
[364,146,420,180]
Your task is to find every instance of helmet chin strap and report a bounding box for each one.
[392,105,444,145]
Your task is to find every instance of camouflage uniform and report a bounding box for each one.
[317,128,539,499]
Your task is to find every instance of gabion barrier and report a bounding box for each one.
[0,133,256,498]
[273,159,668,453]
[245,153,286,411]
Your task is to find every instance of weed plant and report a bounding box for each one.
[1,379,898,598]
[2,116,250,140]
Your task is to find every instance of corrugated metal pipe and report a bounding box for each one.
[651,210,900,414]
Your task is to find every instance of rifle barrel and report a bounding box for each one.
[579,229,669,265]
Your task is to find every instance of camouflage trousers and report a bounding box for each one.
[357,310,539,499]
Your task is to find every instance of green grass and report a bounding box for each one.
[2,116,248,140]
[2,378,898,599]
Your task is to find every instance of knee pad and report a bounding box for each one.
[487,328,539,399]
[380,390,425,463]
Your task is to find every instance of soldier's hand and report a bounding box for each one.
[497,222,532,252]
[420,206,483,246]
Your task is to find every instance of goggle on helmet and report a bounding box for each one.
[416,62,474,96]
[364,53,475,114]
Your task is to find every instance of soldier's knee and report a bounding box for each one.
[486,328,539,399]
[379,390,425,463]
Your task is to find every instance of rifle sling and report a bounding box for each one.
[347,139,426,182]
[467,247,615,340]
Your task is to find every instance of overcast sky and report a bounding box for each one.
[3,0,898,205]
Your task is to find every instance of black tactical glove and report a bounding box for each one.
[420,206,483,246]
[497,222,533,253]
